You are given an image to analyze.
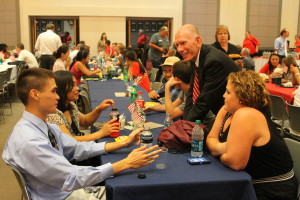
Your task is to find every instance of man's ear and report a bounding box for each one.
[29,89,39,101]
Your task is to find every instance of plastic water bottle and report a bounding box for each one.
[102,67,107,81]
[137,91,145,108]
[164,114,173,129]
[140,126,153,148]
[191,120,204,157]
[123,68,128,82]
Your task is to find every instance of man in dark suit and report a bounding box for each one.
[175,24,240,128]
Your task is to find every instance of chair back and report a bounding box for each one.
[0,72,6,90]
[151,82,162,91]
[4,67,12,83]
[78,90,91,114]
[284,138,300,198]
[149,68,159,82]
[269,94,288,135]
[287,104,300,135]
[9,165,31,200]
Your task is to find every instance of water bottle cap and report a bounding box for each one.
[138,91,142,94]
[195,120,201,125]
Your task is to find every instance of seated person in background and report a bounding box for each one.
[146,60,191,119]
[211,25,239,55]
[206,70,297,200]
[53,45,71,72]
[148,56,181,102]
[241,48,255,71]
[2,67,161,200]
[104,40,112,57]
[281,56,300,84]
[125,50,150,92]
[70,43,89,60]
[114,43,126,69]
[14,42,39,68]
[290,65,300,107]
[60,32,72,47]
[70,50,101,85]
[0,43,11,59]
[47,70,119,141]
[259,53,282,78]
[111,42,118,58]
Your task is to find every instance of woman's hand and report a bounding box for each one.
[290,64,299,74]
[98,118,120,137]
[97,99,115,112]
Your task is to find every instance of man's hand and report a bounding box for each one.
[166,77,182,88]
[148,90,160,99]
[124,128,143,147]
[124,145,162,169]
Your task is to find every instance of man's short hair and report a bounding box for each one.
[160,26,169,32]
[16,43,24,50]
[16,68,54,105]
[172,61,192,84]
[280,28,288,36]
[241,48,250,56]
[46,23,55,30]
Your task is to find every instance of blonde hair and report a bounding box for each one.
[228,71,270,111]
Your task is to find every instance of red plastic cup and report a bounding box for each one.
[94,66,97,71]
[109,121,120,137]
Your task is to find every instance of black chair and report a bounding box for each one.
[8,165,31,200]
[269,94,289,136]
[287,103,300,136]
[284,138,300,199]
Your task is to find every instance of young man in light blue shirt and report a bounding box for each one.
[2,68,160,200]
[274,28,290,58]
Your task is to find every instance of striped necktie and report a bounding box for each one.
[46,124,59,151]
[192,64,200,104]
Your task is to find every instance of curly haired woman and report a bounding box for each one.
[207,71,297,200]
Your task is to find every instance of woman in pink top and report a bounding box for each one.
[70,50,101,85]
[259,53,282,78]
[125,50,150,92]
[53,45,71,72]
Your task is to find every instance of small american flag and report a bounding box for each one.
[127,102,144,125]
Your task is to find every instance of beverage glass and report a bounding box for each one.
[156,147,168,169]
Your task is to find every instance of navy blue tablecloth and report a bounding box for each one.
[88,79,257,200]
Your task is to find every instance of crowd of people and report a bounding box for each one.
[1,22,300,200]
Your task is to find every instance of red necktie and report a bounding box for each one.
[192,65,200,104]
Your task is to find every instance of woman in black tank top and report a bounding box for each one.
[206,71,297,200]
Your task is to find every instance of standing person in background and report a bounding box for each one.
[241,48,255,71]
[52,45,71,72]
[14,43,39,68]
[35,23,62,70]
[211,25,239,55]
[243,31,260,57]
[274,28,290,59]
[137,29,150,48]
[97,32,108,54]
[294,34,300,53]
[137,29,150,67]
[149,26,170,82]
[60,32,72,47]
[175,24,239,129]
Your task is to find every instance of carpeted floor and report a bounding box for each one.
[0,98,24,200]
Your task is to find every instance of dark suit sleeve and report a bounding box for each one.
[184,55,239,122]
